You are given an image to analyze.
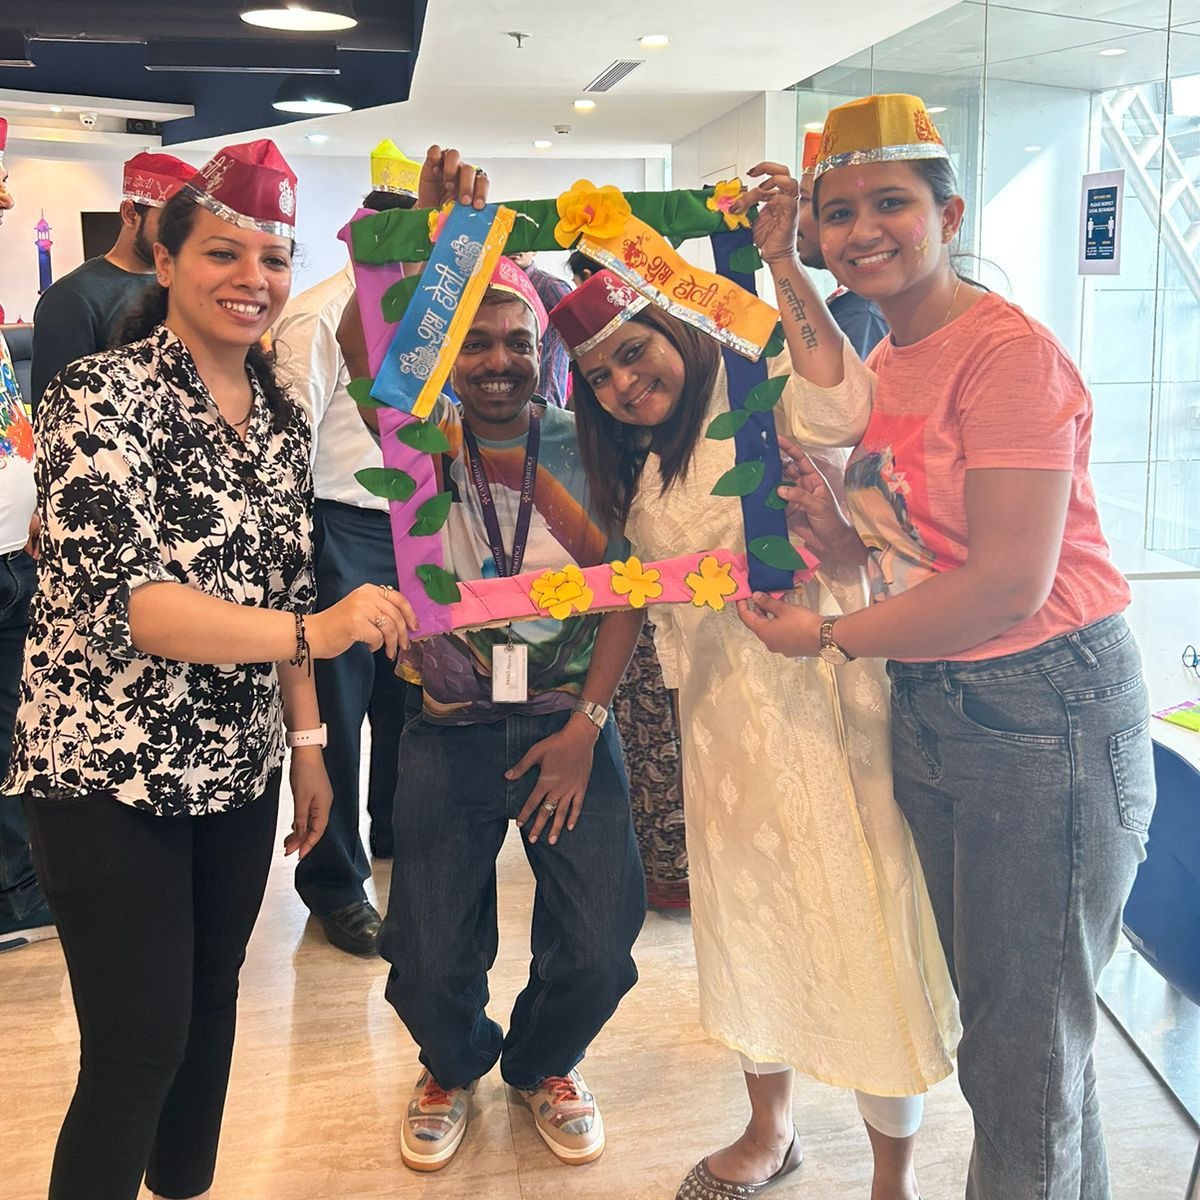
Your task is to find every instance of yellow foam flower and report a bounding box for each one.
[427,201,453,243]
[553,179,633,248]
[706,179,750,230]
[685,555,738,611]
[609,556,663,609]
[530,565,596,620]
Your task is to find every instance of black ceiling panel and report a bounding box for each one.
[0,0,427,144]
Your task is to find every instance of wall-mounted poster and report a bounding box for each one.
[1078,169,1124,276]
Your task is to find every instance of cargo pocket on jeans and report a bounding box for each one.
[1110,717,1155,834]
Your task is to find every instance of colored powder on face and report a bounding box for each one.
[855,176,867,192]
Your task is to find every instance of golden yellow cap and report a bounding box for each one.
[815,94,948,178]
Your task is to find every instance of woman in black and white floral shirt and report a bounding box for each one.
[7,141,415,1200]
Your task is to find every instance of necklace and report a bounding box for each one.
[942,277,963,330]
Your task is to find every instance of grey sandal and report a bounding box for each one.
[675,1130,803,1198]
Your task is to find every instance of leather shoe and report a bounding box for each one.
[317,901,381,957]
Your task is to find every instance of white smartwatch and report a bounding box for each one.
[572,700,609,731]
[286,723,328,749]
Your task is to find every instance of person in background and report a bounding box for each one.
[567,250,595,288]
[795,130,888,359]
[29,151,194,407]
[6,139,416,1200]
[507,250,572,407]
[735,93,1153,1200]
[0,115,51,954]
[271,140,426,957]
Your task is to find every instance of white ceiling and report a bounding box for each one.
[172,0,960,159]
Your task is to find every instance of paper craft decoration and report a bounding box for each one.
[345,180,815,639]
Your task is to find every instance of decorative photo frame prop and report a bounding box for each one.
[344,180,817,640]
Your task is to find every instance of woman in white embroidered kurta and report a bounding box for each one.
[548,276,958,1200]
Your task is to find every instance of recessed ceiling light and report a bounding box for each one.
[639,34,670,48]
[573,99,596,112]
[273,75,352,115]
[49,104,63,114]
[305,132,329,144]
[927,105,947,114]
[1024,145,1042,152]
[1099,47,1127,56]
[804,121,823,132]
[533,139,552,149]
[241,2,357,31]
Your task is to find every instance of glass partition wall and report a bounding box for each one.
[793,0,1200,570]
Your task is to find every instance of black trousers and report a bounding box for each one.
[26,776,280,1200]
[295,500,417,915]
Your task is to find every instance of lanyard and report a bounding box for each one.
[461,407,541,578]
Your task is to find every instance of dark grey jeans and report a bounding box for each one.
[888,614,1154,1200]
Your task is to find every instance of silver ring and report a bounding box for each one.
[373,616,386,630]
[541,801,557,814]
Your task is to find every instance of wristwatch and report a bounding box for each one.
[817,618,855,666]
[572,700,609,730]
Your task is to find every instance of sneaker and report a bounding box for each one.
[516,1070,605,1165]
[400,1069,474,1172]
[0,923,57,954]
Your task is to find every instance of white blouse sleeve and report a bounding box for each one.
[772,340,877,448]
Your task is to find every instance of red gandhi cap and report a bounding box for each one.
[183,139,298,237]
[0,118,8,162]
[489,256,548,335]
[801,131,822,173]
[547,268,649,359]
[122,152,194,207]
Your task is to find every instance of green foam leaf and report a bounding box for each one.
[348,377,384,409]
[764,322,786,358]
[744,375,787,412]
[416,562,462,605]
[408,492,453,537]
[748,535,808,572]
[354,467,417,502]
[711,460,765,497]
[705,409,751,441]
[381,274,421,323]
[764,490,788,511]
[395,421,452,454]
[728,244,764,275]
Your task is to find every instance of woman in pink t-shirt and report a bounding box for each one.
[736,95,1155,1200]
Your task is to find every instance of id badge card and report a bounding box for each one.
[492,637,528,703]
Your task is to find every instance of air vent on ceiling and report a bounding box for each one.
[582,59,644,93]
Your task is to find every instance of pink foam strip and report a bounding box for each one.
[340,211,408,377]
[421,549,819,639]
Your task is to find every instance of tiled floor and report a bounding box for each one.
[4,814,1197,1199]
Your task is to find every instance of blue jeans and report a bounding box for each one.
[888,614,1154,1200]
[378,709,646,1090]
[295,501,419,915]
[0,549,48,935]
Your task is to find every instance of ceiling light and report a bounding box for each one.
[1024,145,1042,152]
[804,121,823,132]
[927,105,947,114]
[573,99,596,112]
[533,139,552,149]
[305,133,329,144]
[241,2,357,31]
[1098,47,1127,56]
[639,34,670,48]
[273,75,352,115]
[49,105,64,114]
